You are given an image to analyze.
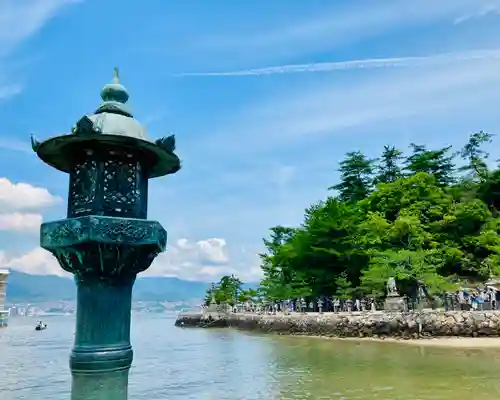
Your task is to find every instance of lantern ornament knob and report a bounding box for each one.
[98,67,131,116]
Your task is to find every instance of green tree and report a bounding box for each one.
[254,132,500,305]
[204,275,243,306]
[238,288,258,303]
[374,145,403,184]
[335,272,355,299]
[329,151,375,202]
[405,143,455,186]
[459,131,493,182]
[259,226,297,301]
[477,169,500,212]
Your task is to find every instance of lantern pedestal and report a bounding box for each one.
[70,372,129,400]
[70,276,134,400]
[72,278,134,367]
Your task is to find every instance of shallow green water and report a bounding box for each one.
[1,313,499,399]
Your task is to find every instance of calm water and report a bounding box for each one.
[1,314,500,399]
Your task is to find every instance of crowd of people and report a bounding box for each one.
[200,285,500,314]
[447,287,500,311]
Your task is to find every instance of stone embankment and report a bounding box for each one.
[175,311,500,339]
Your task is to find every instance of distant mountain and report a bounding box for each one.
[6,270,76,303]
[5,270,211,303]
[134,276,209,302]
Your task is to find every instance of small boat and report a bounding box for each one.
[35,322,47,331]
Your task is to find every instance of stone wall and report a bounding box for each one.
[175,311,500,339]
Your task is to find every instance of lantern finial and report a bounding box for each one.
[97,67,131,116]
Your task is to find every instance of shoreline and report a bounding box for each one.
[287,334,500,348]
[175,310,500,347]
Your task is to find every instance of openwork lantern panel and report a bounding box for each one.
[67,146,148,219]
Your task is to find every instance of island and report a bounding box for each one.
[176,131,500,342]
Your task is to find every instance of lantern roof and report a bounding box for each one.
[31,68,180,178]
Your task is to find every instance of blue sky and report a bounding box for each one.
[1,0,500,281]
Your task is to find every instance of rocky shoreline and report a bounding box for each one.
[175,310,500,339]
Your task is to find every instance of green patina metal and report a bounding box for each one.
[33,69,180,399]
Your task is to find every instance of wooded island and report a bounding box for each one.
[206,132,500,308]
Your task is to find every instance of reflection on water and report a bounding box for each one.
[270,335,500,399]
[1,314,500,399]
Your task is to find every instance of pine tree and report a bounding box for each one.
[374,145,403,184]
[329,151,375,202]
[404,143,455,186]
[459,131,493,181]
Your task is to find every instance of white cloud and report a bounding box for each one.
[270,165,296,188]
[198,0,493,63]
[143,237,262,282]
[196,238,228,264]
[0,178,62,211]
[177,49,500,77]
[0,179,61,234]
[175,238,190,250]
[3,247,68,277]
[0,0,82,99]
[205,53,500,153]
[167,237,229,265]
[0,0,81,55]
[454,3,500,24]
[0,84,22,100]
[1,238,262,281]
[145,237,229,280]
[0,212,42,233]
[0,137,31,153]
